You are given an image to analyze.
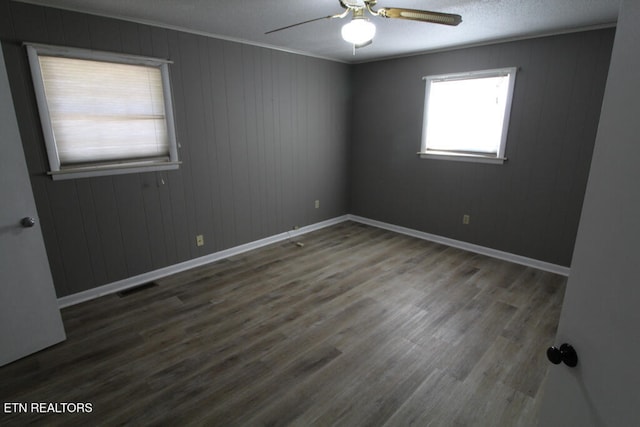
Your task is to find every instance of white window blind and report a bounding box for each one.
[26,44,179,179]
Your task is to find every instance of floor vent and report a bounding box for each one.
[117,282,158,297]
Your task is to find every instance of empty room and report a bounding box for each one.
[1,0,638,425]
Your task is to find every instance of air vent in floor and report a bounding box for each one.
[117,282,158,297]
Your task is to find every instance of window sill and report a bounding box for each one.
[48,161,181,180]
[418,151,506,164]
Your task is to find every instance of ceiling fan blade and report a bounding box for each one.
[377,8,462,26]
[265,9,349,35]
[265,16,334,35]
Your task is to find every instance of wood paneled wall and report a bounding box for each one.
[0,1,350,297]
[0,0,616,296]
[349,29,615,267]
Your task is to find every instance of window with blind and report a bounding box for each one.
[26,44,179,180]
[419,67,517,164]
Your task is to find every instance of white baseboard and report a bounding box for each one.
[347,215,571,277]
[57,215,349,308]
[58,213,570,308]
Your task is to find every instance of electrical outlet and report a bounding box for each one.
[315,200,320,209]
[196,234,204,246]
[463,215,470,225]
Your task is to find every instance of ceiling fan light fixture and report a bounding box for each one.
[341,17,376,45]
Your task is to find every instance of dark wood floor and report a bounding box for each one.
[0,221,566,426]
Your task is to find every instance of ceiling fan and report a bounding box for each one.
[266,0,462,49]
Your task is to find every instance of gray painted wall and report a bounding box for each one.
[0,0,615,298]
[1,1,350,297]
[349,29,614,267]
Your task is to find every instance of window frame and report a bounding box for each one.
[418,67,518,164]
[25,43,180,180]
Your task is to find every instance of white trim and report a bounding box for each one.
[58,213,570,308]
[347,215,571,276]
[422,67,516,82]
[26,45,60,171]
[24,42,173,65]
[14,1,348,64]
[49,161,181,181]
[57,215,349,308]
[351,22,617,64]
[418,151,507,164]
[25,43,180,180]
[12,1,616,65]
[420,67,517,163]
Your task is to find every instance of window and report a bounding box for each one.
[419,67,517,164]
[26,43,179,180]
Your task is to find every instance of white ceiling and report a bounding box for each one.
[17,0,620,63]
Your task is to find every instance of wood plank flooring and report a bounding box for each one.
[0,222,566,426]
